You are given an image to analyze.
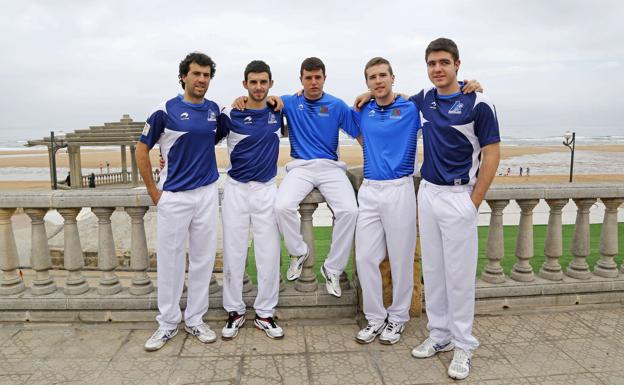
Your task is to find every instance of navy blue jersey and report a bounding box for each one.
[353,96,421,180]
[282,93,360,161]
[410,88,500,186]
[219,107,282,183]
[139,95,225,192]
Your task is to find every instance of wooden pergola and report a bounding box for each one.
[27,114,145,189]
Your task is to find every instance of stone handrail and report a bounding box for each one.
[80,170,160,187]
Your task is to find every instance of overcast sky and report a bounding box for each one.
[1,0,622,139]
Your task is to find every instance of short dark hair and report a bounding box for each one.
[425,38,460,62]
[364,57,393,80]
[300,57,326,77]
[178,52,216,89]
[244,60,272,81]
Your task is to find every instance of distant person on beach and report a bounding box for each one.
[234,57,360,299]
[519,166,523,176]
[65,172,71,187]
[526,167,530,176]
[136,52,226,352]
[219,60,286,340]
[408,38,500,380]
[106,160,110,174]
[506,167,510,176]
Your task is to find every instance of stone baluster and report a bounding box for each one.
[24,208,57,295]
[595,198,624,278]
[539,199,568,280]
[126,207,153,295]
[481,200,509,283]
[57,208,89,295]
[511,199,540,282]
[209,273,220,294]
[92,207,122,294]
[566,198,597,279]
[0,208,26,295]
[295,201,319,292]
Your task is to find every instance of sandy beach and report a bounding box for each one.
[0,144,623,190]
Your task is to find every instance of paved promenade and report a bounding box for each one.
[1,306,624,385]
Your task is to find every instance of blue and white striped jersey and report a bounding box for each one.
[219,107,282,183]
[353,96,421,180]
[139,95,225,192]
[282,93,360,161]
[410,88,500,186]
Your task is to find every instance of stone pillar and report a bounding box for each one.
[481,200,509,283]
[67,145,83,189]
[0,208,26,295]
[595,198,624,278]
[130,144,139,187]
[209,274,220,294]
[126,207,153,295]
[295,202,319,292]
[511,199,540,282]
[566,198,597,279]
[539,199,568,281]
[47,145,55,190]
[24,208,56,295]
[57,208,89,294]
[121,145,128,183]
[92,207,122,295]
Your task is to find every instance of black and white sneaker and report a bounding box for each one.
[379,321,405,345]
[144,328,178,351]
[286,251,308,281]
[321,264,341,297]
[254,316,284,339]
[356,320,387,344]
[221,311,245,340]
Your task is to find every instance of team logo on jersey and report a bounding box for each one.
[448,101,464,115]
[207,111,217,121]
[368,109,376,117]
[142,122,150,136]
[267,113,278,124]
[180,112,190,120]
[389,108,402,119]
[298,104,304,110]
[430,101,437,110]
[318,105,329,117]
[244,116,253,125]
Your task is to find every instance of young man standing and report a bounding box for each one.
[219,60,285,340]
[410,38,500,380]
[273,58,360,298]
[136,52,225,351]
[352,57,420,345]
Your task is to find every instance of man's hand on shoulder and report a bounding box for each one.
[232,96,247,110]
[353,91,372,111]
[267,96,284,111]
[462,79,483,94]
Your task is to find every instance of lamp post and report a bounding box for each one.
[562,131,575,183]
[50,130,67,190]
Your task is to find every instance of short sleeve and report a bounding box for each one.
[139,106,167,149]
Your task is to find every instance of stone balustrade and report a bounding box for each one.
[0,180,623,321]
[79,170,159,187]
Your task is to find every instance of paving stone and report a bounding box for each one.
[0,328,74,359]
[244,325,306,355]
[437,345,523,382]
[574,308,624,340]
[594,370,624,385]
[555,337,624,371]
[95,357,177,385]
[497,340,587,377]
[517,311,597,341]
[473,314,544,345]
[48,327,129,359]
[240,354,309,385]
[166,356,240,384]
[303,324,362,353]
[371,350,451,384]
[26,358,109,385]
[0,373,30,385]
[180,326,249,357]
[115,329,185,360]
[308,352,382,385]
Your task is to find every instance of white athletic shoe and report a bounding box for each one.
[355,320,387,344]
[320,264,341,297]
[184,323,217,343]
[379,321,405,345]
[254,316,284,339]
[144,328,178,351]
[286,251,308,281]
[447,349,472,380]
[411,337,455,358]
[221,311,246,340]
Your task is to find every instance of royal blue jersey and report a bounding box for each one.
[139,95,226,192]
[353,96,421,180]
[410,88,500,186]
[218,107,282,183]
[282,93,360,161]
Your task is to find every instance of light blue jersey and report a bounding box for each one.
[219,107,282,183]
[139,95,226,192]
[282,93,360,161]
[353,96,421,180]
[410,88,500,186]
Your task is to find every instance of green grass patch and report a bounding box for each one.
[244,223,624,283]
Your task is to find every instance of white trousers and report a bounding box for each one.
[356,177,416,324]
[418,179,479,351]
[274,159,358,276]
[156,183,218,329]
[222,178,281,318]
